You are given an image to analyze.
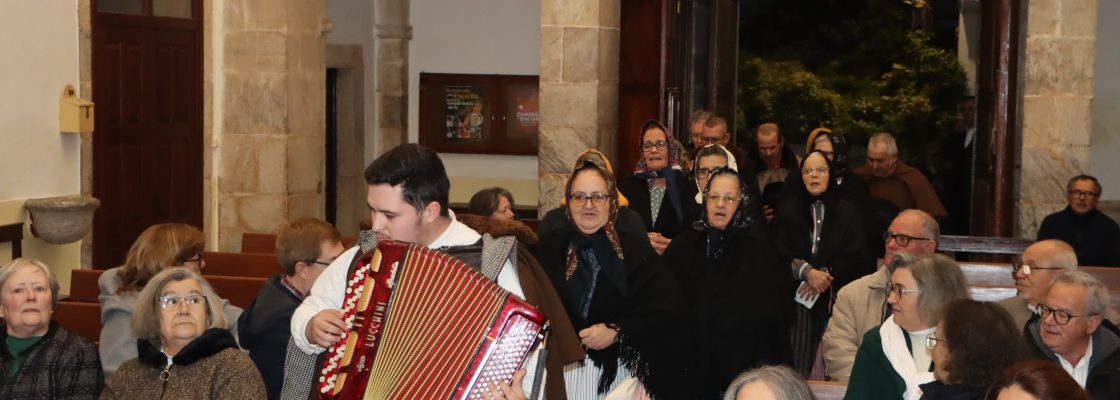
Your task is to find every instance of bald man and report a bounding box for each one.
[999,239,1120,330]
[852,133,947,220]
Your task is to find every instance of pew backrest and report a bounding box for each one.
[68,268,267,308]
[807,380,846,400]
[240,233,358,254]
[939,235,1031,255]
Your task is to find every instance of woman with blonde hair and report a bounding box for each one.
[98,223,242,374]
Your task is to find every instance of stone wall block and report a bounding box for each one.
[596,84,619,126]
[598,29,620,83]
[562,28,600,83]
[1019,146,1089,204]
[1061,0,1099,37]
[1054,97,1093,147]
[377,61,404,94]
[1025,38,1095,97]
[243,0,288,31]
[376,0,408,26]
[238,194,288,233]
[1026,0,1059,36]
[543,0,598,26]
[538,173,570,217]
[541,26,563,83]
[222,72,288,134]
[256,135,289,195]
[219,135,259,193]
[287,192,325,220]
[539,83,599,129]
[599,0,621,29]
[225,31,287,73]
[378,38,404,64]
[287,135,324,194]
[596,122,618,161]
[378,93,405,128]
[539,126,596,174]
[287,0,324,34]
[287,73,325,135]
[1022,97,1056,148]
[288,34,326,73]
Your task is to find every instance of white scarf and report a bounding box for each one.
[880,315,935,400]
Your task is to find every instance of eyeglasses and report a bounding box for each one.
[882,232,932,247]
[641,140,668,151]
[158,294,207,310]
[801,167,829,176]
[889,283,921,298]
[183,254,203,264]
[698,135,724,145]
[1011,262,1064,276]
[696,167,720,179]
[925,333,947,350]
[706,194,740,206]
[1039,303,1085,326]
[304,257,336,267]
[569,193,611,207]
[1069,190,1099,198]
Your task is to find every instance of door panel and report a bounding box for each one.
[92,0,202,267]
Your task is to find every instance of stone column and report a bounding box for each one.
[374,0,411,154]
[1017,0,1098,237]
[538,0,621,214]
[216,0,327,250]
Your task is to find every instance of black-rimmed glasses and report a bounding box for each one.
[641,141,668,151]
[1069,189,1099,198]
[1039,303,1086,326]
[883,232,931,247]
[569,193,610,207]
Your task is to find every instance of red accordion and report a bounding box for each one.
[317,241,547,399]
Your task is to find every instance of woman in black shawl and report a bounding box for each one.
[774,150,874,377]
[663,168,792,398]
[536,159,687,399]
[618,119,700,254]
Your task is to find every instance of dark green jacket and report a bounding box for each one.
[845,324,932,400]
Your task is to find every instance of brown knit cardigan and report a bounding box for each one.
[101,329,265,400]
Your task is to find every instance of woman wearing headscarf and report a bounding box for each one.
[618,120,700,255]
[774,150,874,377]
[663,168,791,398]
[536,159,687,399]
[797,128,879,256]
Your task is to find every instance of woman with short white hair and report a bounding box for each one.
[102,267,264,399]
[0,258,103,399]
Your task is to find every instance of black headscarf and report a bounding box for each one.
[808,129,851,177]
[693,168,759,260]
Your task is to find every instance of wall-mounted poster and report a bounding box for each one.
[444,85,485,140]
[420,73,538,155]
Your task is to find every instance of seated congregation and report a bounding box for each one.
[7,115,1120,400]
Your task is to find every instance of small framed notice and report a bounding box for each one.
[419,73,538,155]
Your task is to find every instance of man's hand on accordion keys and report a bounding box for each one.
[307,309,348,348]
[578,323,619,350]
[484,369,527,400]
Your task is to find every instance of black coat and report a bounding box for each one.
[536,207,689,398]
[238,274,301,400]
[1037,207,1120,267]
[773,193,874,312]
[918,381,985,400]
[618,170,699,238]
[662,226,792,398]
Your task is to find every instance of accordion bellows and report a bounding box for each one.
[317,241,547,399]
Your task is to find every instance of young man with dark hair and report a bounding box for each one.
[238,218,345,400]
[287,144,580,399]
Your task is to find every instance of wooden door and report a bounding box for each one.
[92,0,203,267]
[971,0,1023,238]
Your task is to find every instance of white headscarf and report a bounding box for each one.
[694,144,739,204]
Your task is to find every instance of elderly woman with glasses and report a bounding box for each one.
[919,299,1027,400]
[98,223,243,375]
[102,268,264,399]
[536,158,687,398]
[844,253,970,400]
[618,119,700,255]
[774,150,874,377]
[663,167,792,397]
[0,259,103,399]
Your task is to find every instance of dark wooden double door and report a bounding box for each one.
[92,0,203,267]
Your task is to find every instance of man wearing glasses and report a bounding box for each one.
[1037,175,1120,267]
[238,218,345,399]
[821,209,939,381]
[1024,270,1120,397]
[699,116,750,169]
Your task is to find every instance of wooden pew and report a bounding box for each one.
[67,268,267,309]
[202,251,281,277]
[957,262,1120,311]
[54,301,101,343]
[939,235,1032,255]
[808,380,846,400]
[240,233,358,254]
